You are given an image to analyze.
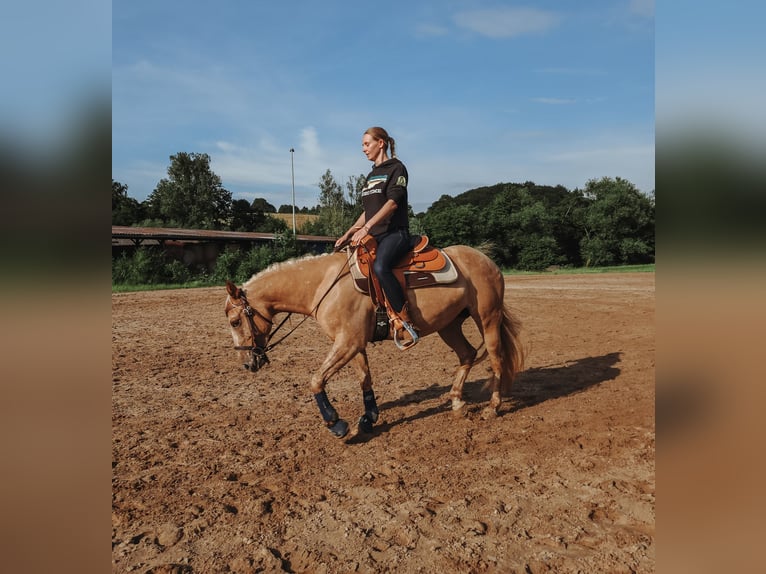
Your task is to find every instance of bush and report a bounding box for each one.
[211,248,245,284]
[112,235,310,287]
[112,248,168,284]
[165,259,192,283]
[112,247,194,285]
[517,236,565,271]
[580,237,615,267]
[236,245,274,282]
[619,238,654,264]
[211,237,304,285]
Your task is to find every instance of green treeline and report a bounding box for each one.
[419,177,654,270]
[113,151,654,284]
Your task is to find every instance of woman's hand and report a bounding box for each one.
[350,225,370,246]
[334,232,349,249]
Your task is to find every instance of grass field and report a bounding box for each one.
[503,263,655,275]
[270,212,319,232]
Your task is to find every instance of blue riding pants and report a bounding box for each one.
[372,229,411,313]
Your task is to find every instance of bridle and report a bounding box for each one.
[227,290,275,371]
[227,248,355,372]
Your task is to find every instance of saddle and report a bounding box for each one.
[349,234,458,300]
[348,234,458,345]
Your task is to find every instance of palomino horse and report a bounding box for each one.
[224,245,523,438]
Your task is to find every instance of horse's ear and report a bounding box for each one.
[225,280,239,298]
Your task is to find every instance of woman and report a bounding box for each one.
[335,126,418,349]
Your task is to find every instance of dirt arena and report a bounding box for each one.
[112,272,655,573]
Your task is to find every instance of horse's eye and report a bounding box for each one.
[231,319,241,328]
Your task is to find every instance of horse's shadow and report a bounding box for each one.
[348,352,622,443]
[508,351,622,411]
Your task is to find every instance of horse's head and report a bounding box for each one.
[225,280,272,372]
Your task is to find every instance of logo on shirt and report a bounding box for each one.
[362,175,387,196]
[364,175,387,190]
[396,176,407,187]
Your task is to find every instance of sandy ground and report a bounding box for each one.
[112,272,654,573]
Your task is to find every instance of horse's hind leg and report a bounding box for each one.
[350,350,379,433]
[480,311,505,416]
[438,317,479,412]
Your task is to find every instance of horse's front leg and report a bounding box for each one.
[351,350,379,434]
[309,341,362,438]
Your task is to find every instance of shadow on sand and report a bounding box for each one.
[347,352,622,443]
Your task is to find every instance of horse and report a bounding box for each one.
[224,244,524,438]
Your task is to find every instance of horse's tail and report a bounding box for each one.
[499,305,525,394]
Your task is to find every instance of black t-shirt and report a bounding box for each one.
[361,158,409,235]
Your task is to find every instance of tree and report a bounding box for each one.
[422,203,483,247]
[248,197,287,233]
[280,204,318,214]
[231,198,288,233]
[408,204,425,235]
[507,191,565,271]
[484,186,526,266]
[230,199,257,231]
[146,152,232,229]
[112,179,143,225]
[251,198,276,213]
[259,216,289,233]
[552,188,589,267]
[578,177,654,266]
[311,169,353,236]
[345,174,366,215]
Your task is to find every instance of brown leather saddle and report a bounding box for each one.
[349,235,458,305]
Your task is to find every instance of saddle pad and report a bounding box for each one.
[350,247,458,294]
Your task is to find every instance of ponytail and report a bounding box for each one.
[365,126,398,158]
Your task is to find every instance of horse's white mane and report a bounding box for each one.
[242,252,334,289]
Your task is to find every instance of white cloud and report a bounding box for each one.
[454,8,560,38]
[212,138,314,189]
[205,126,363,207]
[299,127,321,162]
[208,140,319,208]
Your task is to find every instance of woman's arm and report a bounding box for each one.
[334,212,368,247]
[350,199,398,245]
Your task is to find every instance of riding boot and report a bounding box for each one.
[391,303,419,350]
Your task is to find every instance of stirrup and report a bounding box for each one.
[394,320,419,351]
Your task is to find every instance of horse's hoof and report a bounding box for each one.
[451,398,466,411]
[328,419,349,438]
[481,406,499,420]
[357,413,376,434]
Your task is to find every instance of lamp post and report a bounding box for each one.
[289,148,296,237]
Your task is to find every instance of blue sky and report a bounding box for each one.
[112,0,655,213]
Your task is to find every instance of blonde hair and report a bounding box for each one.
[364,126,397,158]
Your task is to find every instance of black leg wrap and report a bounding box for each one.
[358,389,379,434]
[315,391,348,438]
[357,413,376,434]
[314,391,338,424]
[328,419,349,438]
[362,389,379,423]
